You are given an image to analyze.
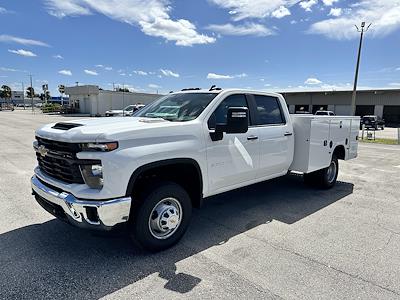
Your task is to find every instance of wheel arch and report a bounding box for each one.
[333,144,346,160]
[126,158,204,208]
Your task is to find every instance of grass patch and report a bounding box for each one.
[360,138,399,145]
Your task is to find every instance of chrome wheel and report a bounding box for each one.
[148,197,182,240]
[326,160,337,183]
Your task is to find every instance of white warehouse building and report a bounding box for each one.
[65,85,162,116]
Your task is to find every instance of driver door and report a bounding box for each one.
[204,94,260,194]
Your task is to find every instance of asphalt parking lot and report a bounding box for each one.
[1,110,400,300]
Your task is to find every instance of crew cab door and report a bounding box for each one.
[204,94,260,193]
[250,94,294,178]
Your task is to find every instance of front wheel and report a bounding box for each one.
[129,182,192,252]
[304,155,339,189]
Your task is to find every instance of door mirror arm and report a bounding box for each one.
[209,124,225,141]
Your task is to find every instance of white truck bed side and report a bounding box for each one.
[289,115,360,173]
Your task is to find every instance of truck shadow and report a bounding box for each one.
[0,174,353,299]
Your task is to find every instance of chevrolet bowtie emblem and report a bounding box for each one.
[38,145,49,157]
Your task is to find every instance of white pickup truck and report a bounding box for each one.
[31,89,360,251]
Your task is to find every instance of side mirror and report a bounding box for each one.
[225,107,249,134]
[210,107,249,141]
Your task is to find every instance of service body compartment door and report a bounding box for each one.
[290,116,331,173]
[308,118,331,172]
[348,119,359,159]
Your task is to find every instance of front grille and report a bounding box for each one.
[35,137,99,184]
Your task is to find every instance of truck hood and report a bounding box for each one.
[35,117,183,143]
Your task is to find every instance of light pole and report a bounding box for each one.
[29,74,34,113]
[351,22,371,116]
[22,82,25,110]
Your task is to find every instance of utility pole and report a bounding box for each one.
[29,74,34,113]
[351,22,371,116]
[122,84,125,116]
[22,82,25,110]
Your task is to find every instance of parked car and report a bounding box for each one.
[105,104,145,117]
[31,89,360,251]
[315,110,335,116]
[360,115,385,130]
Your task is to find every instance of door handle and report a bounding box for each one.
[284,132,293,136]
[247,135,258,141]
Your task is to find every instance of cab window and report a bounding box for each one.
[208,94,250,129]
[253,95,285,125]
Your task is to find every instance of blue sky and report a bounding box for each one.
[0,0,399,96]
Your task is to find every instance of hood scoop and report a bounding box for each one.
[52,122,84,130]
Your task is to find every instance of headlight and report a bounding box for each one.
[81,142,118,152]
[80,164,104,189]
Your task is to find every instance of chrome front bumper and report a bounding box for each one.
[31,175,132,230]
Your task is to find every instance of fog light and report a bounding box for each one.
[80,164,104,189]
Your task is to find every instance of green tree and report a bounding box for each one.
[45,90,51,101]
[116,87,130,92]
[0,85,12,105]
[26,87,35,98]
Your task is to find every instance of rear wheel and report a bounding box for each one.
[129,182,192,252]
[304,155,339,189]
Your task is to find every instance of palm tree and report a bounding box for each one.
[0,85,12,107]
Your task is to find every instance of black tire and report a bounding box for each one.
[303,171,318,186]
[304,155,339,189]
[129,181,192,252]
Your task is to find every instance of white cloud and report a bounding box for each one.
[140,18,215,46]
[328,7,342,17]
[299,0,318,12]
[305,77,322,85]
[58,70,72,76]
[207,22,274,36]
[207,73,234,79]
[0,6,13,14]
[271,6,291,18]
[96,64,112,70]
[84,69,98,75]
[1,67,20,72]
[322,0,338,6]
[8,49,37,57]
[209,0,302,21]
[133,70,148,76]
[0,34,49,47]
[53,54,64,59]
[309,0,400,40]
[44,0,215,46]
[160,69,180,78]
[148,84,161,89]
[207,72,248,79]
[389,82,400,86]
[396,67,400,71]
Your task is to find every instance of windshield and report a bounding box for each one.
[134,93,218,121]
[124,106,134,111]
